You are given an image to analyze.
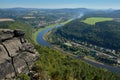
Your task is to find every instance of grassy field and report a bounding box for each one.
[32,19,72,44]
[82,17,113,25]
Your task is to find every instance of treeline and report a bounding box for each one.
[0,8,29,18]
[55,19,120,50]
[83,10,120,18]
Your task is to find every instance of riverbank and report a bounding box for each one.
[32,24,57,44]
[32,19,72,44]
[43,26,120,74]
[44,31,106,65]
[44,32,78,57]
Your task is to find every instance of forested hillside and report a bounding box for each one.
[30,45,120,80]
[55,19,120,50]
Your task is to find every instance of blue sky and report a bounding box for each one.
[0,0,120,9]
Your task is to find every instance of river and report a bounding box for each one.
[36,24,61,47]
[36,23,120,74]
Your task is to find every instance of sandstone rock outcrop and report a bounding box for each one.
[0,29,39,79]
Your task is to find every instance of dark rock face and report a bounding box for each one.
[0,29,39,79]
[0,29,14,41]
[13,29,25,37]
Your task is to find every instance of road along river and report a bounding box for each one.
[36,24,120,74]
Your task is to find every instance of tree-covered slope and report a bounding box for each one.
[30,45,120,80]
[55,19,120,50]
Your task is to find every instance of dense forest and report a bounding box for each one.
[55,19,120,50]
[30,45,120,80]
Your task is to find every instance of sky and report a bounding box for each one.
[0,0,120,9]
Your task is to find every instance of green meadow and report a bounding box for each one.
[82,17,113,25]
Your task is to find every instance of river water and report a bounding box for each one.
[36,24,61,47]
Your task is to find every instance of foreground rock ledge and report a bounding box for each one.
[0,29,39,79]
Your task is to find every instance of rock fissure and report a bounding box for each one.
[11,56,17,78]
[1,43,11,57]
[0,29,39,79]
[22,58,30,73]
[1,43,18,78]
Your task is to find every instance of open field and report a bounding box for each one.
[0,18,14,22]
[82,17,113,25]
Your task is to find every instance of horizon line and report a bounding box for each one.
[0,7,119,10]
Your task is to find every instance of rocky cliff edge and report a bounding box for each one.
[0,29,39,79]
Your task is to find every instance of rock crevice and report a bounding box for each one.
[0,29,39,79]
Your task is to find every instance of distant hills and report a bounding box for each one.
[0,8,120,18]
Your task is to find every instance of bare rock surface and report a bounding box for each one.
[0,29,39,79]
